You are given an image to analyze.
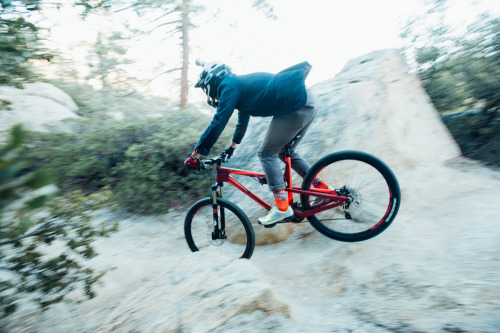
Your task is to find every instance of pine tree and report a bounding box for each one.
[0,16,52,86]
[114,0,275,108]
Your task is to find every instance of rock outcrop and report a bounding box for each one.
[0,82,79,136]
[310,49,460,167]
[8,213,290,332]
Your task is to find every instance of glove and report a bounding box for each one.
[221,146,235,162]
[184,157,200,171]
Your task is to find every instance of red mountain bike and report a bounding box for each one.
[184,136,400,259]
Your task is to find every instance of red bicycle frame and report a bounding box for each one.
[214,155,350,218]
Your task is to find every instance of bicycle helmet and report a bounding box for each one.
[194,61,232,107]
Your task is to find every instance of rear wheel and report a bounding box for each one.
[300,151,400,242]
[184,198,255,259]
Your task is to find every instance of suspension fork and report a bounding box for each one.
[211,181,226,239]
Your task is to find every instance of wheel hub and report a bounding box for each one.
[336,185,361,219]
[211,229,226,243]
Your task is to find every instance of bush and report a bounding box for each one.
[25,109,233,213]
[0,125,117,317]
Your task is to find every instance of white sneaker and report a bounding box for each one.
[258,206,294,225]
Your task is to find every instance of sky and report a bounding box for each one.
[189,0,421,84]
[40,0,500,98]
[118,0,426,96]
[190,0,500,84]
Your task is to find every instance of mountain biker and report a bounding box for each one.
[185,61,329,225]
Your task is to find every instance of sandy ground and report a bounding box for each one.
[4,159,500,333]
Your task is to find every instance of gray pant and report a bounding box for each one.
[258,90,318,191]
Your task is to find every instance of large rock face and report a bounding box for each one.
[235,49,460,170]
[309,49,460,167]
[0,82,79,135]
[226,49,461,244]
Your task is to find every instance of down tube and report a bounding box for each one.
[227,176,273,211]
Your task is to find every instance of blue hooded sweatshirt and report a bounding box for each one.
[194,61,312,156]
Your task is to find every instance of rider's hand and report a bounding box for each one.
[184,157,200,171]
[221,146,235,162]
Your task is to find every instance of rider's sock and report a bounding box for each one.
[273,189,289,212]
[312,176,329,189]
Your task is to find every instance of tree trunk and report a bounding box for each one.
[180,0,190,109]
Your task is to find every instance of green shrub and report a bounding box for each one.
[25,109,233,213]
[50,79,176,119]
[1,125,117,317]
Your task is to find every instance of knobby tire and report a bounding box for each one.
[300,151,401,242]
[184,198,255,259]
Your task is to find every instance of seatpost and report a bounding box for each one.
[284,135,301,157]
[284,143,292,158]
[283,135,301,206]
[284,146,291,157]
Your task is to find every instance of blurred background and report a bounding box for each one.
[1,0,500,330]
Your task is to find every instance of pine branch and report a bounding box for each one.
[0,220,58,246]
[0,200,94,246]
[121,67,182,97]
[151,9,177,23]
[147,19,182,34]
[114,2,141,13]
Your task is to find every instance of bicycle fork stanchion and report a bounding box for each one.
[211,184,225,240]
[218,181,226,239]
[211,157,227,241]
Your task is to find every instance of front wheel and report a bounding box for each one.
[301,151,401,242]
[184,198,255,259]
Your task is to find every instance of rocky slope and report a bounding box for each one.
[4,50,500,332]
[8,160,500,332]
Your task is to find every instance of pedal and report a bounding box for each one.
[282,215,304,223]
[263,223,277,228]
[293,202,304,211]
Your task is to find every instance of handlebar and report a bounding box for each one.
[199,154,229,169]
